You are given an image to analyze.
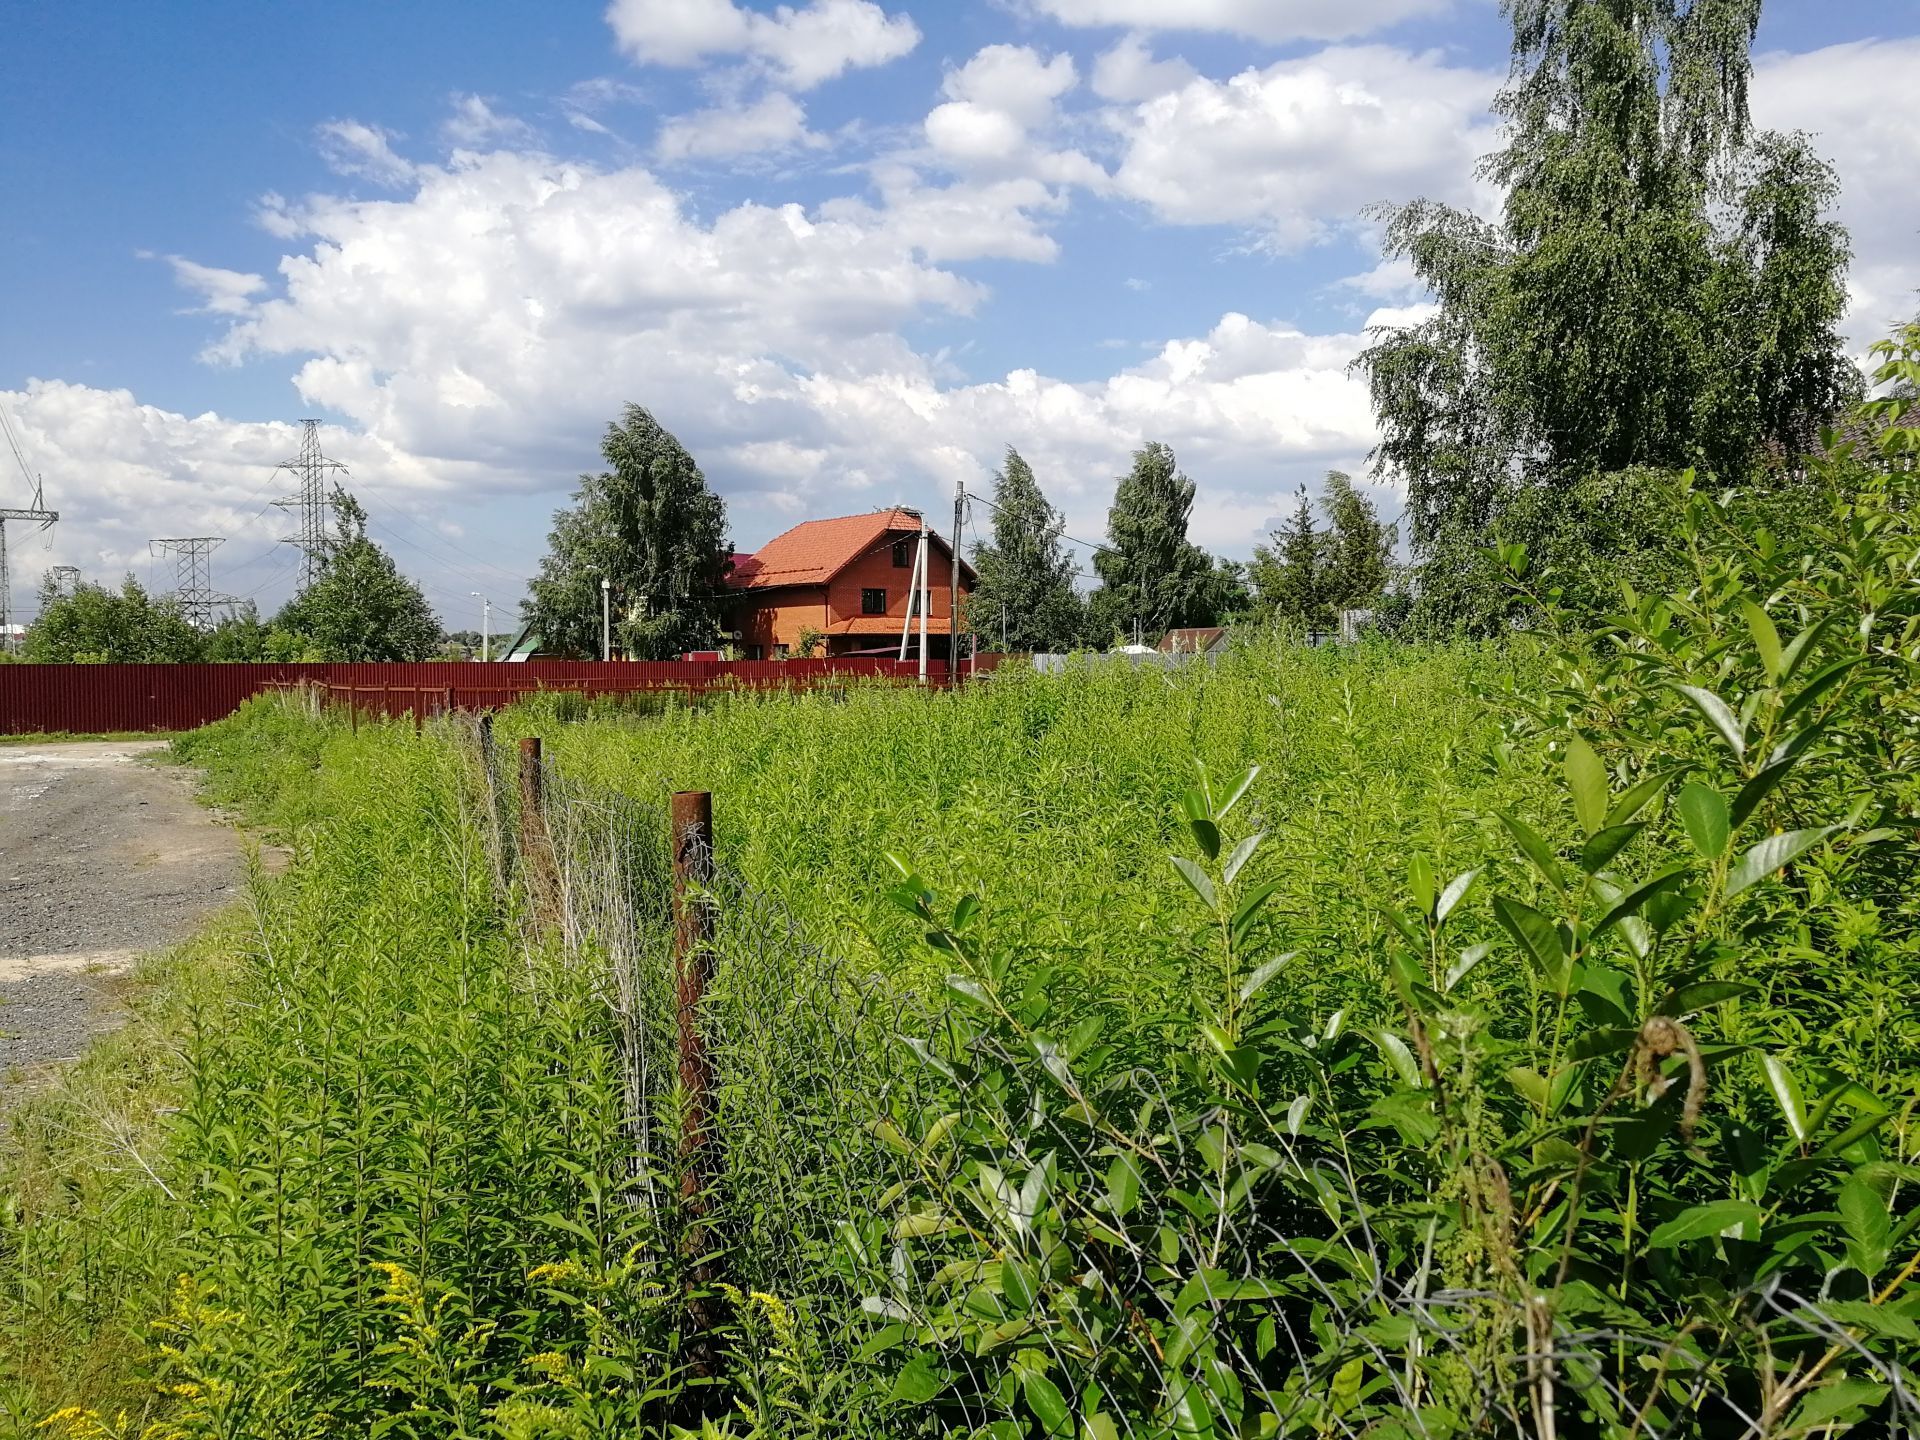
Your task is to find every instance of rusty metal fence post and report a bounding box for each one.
[670,789,719,1366]
[517,736,560,926]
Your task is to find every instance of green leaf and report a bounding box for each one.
[1730,752,1808,828]
[892,1208,952,1239]
[1407,854,1435,917]
[945,975,994,1011]
[1507,1067,1548,1107]
[1675,782,1730,860]
[1436,867,1480,924]
[887,1352,949,1405]
[1236,953,1294,1004]
[1726,827,1838,898]
[1497,811,1565,894]
[1001,1258,1039,1314]
[1567,1027,1638,1063]
[1793,1379,1890,1431]
[1820,1300,1920,1343]
[1815,1109,1894,1160]
[1761,1054,1810,1144]
[1221,832,1262,885]
[1662,980,1755,1013]
[1565,736,1608,836]
[1579,823,1642,875]
[1444,941,1491,992]
[1591,864,1690,936]
[1742,599,1783,682]
[1170,855,1217,908]
[1669,683,1746,762]
[1780,656,1865,728]
[1082,1416,1121,1440]
[1187,817,1221,862]
[1778,615,1833,682]
[1229,880,1284,945]
[1106,1154,1142,1218]
[1605,768,1678,828]
[1217,765,1258,817]
[1371,1029,1422,1088]
[1839,1175,1890,1278]
[1647,1200,1763,1248]
[1021,1369,1073,1437]
[1492,894,1569,994]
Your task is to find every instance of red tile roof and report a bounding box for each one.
[729,508,972,591]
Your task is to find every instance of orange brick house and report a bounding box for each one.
[725,508,975,660]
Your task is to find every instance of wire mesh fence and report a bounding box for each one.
[449,714,1920,1439]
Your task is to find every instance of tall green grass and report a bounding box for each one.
[513,640,1539,1025]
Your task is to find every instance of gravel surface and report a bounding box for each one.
[0,741,245,1082]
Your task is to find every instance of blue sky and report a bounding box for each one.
[4,0,1916,626]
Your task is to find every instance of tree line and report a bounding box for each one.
[20,489,442,664]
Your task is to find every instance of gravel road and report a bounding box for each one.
[1,740,244,1082]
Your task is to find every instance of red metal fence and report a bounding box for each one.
[0,657,1001,736]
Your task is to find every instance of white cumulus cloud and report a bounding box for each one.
[656,92,822,160]
[1107,45,1499,248]
[1091,34,1200,102]
[605,0,919,89]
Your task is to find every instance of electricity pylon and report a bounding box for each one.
[0,399,57,648]
[150,537,237,629]
[273,419,347,590]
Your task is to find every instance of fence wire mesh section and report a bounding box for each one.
[451,721,1918,1439]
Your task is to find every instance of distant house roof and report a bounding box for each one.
[728,508,975,591]
[1158,627,1227,654]
[500,620,546,662]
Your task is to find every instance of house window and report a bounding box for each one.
[892,539,911,568]
[744,644,764,661]
[861,588,887,615]
[773,643,789,660]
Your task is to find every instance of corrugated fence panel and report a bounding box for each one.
[0,656,1007,736]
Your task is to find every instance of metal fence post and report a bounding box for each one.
[518,736,543,846]
[670,789,719,1364]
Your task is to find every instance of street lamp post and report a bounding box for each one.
[470,591,491,662]
[600,577,611,662]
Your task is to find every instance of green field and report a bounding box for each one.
[4,468,1918,1438]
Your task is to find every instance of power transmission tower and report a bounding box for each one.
[50,564,80,597]
[273,419,346,590]
[150,537,237,629]
[0,399,58,649]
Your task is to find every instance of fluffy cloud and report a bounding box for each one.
[1107,45,1498,247]
[1753,37,1920,346]
[163,257,269,316]
[1025,0,1454,43]
[1090,34,1199,102]
[656,92,822,159]
[922,45,1105,186]
[605,0,919,89]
